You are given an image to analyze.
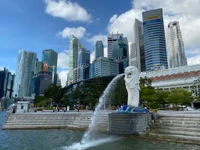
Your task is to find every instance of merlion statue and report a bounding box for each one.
[124,66,140,107]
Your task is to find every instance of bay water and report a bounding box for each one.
[1,111,200,150]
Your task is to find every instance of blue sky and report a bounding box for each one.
[1,0,200,86]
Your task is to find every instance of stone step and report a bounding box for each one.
[150,129,200,137]
[152,122,200,128]
[150,125,200,132]
[160,117,200,121]
[148,132,200,144]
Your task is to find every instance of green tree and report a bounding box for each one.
[87,77,104,108]
[166,88,194,106]
[34,96,48,107]
[155,90,169,108]
[139,77,157,109]
[43,84,67,106]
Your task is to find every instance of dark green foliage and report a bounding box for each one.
[109,75,127,106]
[166,88,194,106]
[43,83,67,106]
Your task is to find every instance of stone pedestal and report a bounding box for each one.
[108,113,151,135]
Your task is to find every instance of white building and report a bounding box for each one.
[16,101,28,113]
[167,21,187,68]
[140,64,200,94]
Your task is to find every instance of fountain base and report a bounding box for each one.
[108,111,151,135]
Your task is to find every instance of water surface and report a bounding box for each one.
[1,111,200,150]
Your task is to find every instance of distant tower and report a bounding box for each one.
[133,18,146,72]
[78,48,90,81]
[167,21,187,68]
[142,8,168,71]
[112,36,129,73]
[129,42,137,67]
[14,49,37,97]
[68,35,83,85]
[95,41,104,59]
[107,33,123,58]
[42,49,58,84]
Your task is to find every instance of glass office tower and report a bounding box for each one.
[107,33,123,58]
[42,49,58,84]
[68,35,83,85]
[167,21,187,68]
[14,49,37,97]
[78,48,90,81]
[112,36,129,73]
[142,8,168,71]
[95,41,104,59]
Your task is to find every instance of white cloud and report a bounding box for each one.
[107,9,142,43]
[58,70,68,87]
[44,0,91,22]
[187,55,200,66]
[107,0,200,64]
[57,50,69,69]
[57,26,86,39]
[86,34,107,46]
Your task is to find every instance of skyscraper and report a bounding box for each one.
[95,41,104,59]
[93,57,119,77]
[68,35,83,85]
[0,68,15,98]
[112,36,129,73]
[42,49,58,84]
[129,42,137,67]
[167,21,187,68]
[107,33,123,58]
[14,49,37,97]
[78,48,90,81]
[133,18,146,72]
[142,8,168,71]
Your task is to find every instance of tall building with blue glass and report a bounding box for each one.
[95,41,104,59]
[78,48,90,81]
[14,49,37,97]
[112,36,129,73]
[0,68,15,98]
[142,8,168,71]
[42,49,58,84]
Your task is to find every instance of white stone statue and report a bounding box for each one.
[124,66,140,107]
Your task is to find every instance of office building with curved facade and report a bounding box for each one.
[14,49,37,97]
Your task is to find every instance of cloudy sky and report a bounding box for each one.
[0,0,200,86]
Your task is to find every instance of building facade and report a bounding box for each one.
[167,21,187,68]
[134,19,146,72]
[95,41,104,59]
[142,8,168,71]
[31,71,52,97]
[0,68,15,99]
[14,49,37,97]
[34,59,43,74]
[78,48,90,81]
[93,57,119,77]
[42,49,58,84]
[68,35,83,85]
[140,64,200,95]
[112,36,129,73]
[129,42,137,67]
[107,33,123,58]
